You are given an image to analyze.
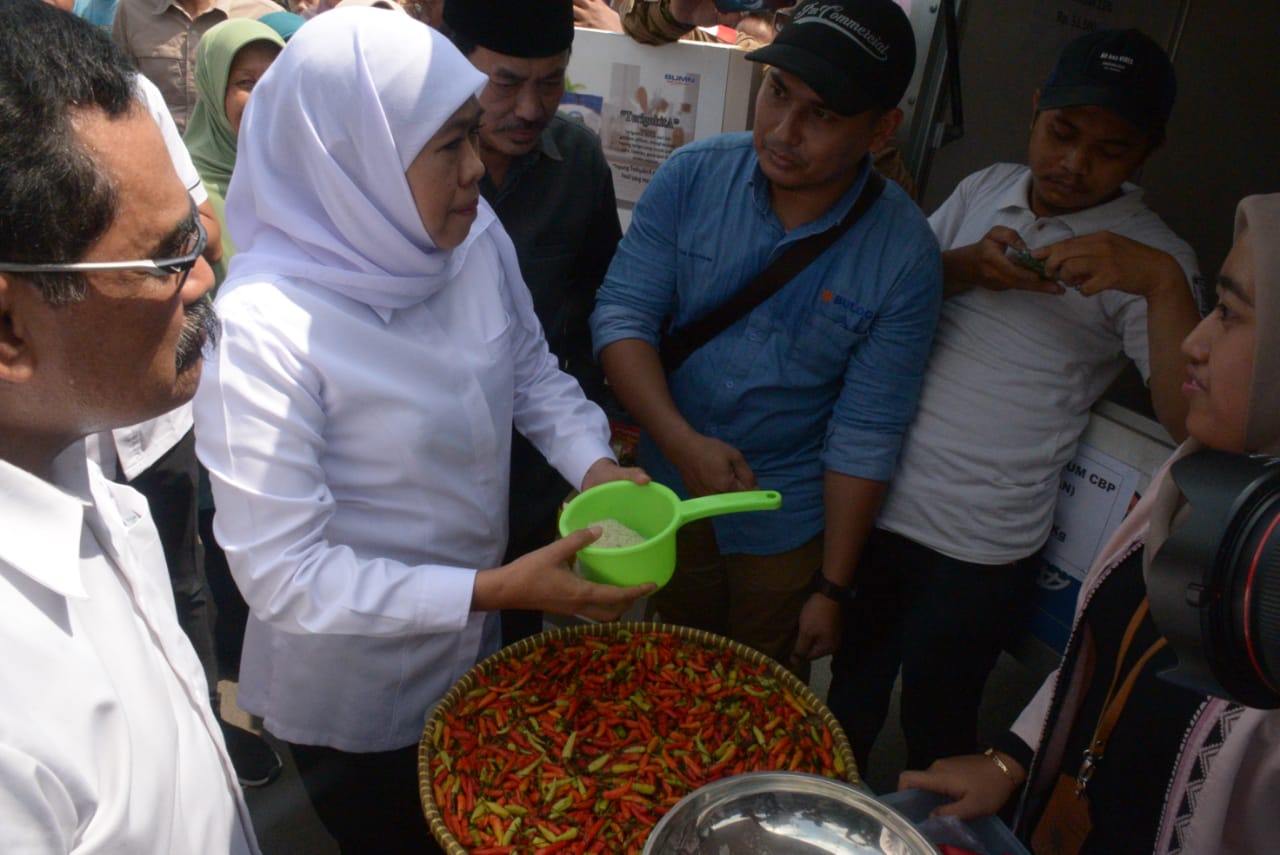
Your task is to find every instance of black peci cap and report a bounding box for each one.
[1038,28,1176,136]
[745,0,916,116]
[442,0,574,58]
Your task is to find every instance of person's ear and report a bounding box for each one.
[0,275,38,385]
[868,107,903,153]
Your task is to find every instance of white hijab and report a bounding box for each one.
[224,8,491,309]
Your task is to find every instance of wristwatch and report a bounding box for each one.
[810,573,852,603]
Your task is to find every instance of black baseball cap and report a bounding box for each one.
[1038,28,1176,136]
[745,0,916,116]
[442,0,573,58]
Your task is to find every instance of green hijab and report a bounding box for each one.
[184,19,285,200]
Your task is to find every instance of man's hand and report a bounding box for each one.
[666,433,757,497]
[897,752,1025,820]
[573,0,623,31]
[1035,231,1185,299]
[942,226,1062,297]
[1035,230,1197,442]
[791,593,841,664]
[581,457,650,492]
[473,527,656,620]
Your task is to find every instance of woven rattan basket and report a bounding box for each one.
[418,621,858,854]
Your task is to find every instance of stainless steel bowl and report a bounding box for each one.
[643,772,939,855]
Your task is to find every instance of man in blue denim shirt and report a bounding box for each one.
[591,0,941,676]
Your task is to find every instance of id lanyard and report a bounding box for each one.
[1076,598,1168,796]
[1030,598,1169,855]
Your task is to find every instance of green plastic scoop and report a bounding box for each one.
[558,481,782,588]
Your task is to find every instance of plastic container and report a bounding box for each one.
[877,789,1031,855]
[558,481,781,587]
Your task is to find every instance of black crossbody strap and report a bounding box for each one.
[659,171,885,374]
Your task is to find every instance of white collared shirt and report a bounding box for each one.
[194,234,614,752]
[0,444,258,854]
[878,163,1199,563]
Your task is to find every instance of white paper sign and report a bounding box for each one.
[1040,442,1142,583]
[599,63,701,203]
[561,30,759,205]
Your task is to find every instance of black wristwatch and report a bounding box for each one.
[811,573,852,603]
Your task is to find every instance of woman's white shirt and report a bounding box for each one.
[193,232,613,751]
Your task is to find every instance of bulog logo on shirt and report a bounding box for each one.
[820,289,871,315]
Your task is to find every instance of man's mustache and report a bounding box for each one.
[175,295,219,372]
[495,117,547,134]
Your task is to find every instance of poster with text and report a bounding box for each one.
[1030,442,1143,651]
[600,63,701,203]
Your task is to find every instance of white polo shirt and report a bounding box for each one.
[877,163,1199,564]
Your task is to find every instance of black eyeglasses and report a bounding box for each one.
[0,199,208,291]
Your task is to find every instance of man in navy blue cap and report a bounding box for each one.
[593,0,941,682]
[443,0,624,644]
[828,28,1205,778]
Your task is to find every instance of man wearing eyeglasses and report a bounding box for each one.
[0,2,258,851]
[84,66,284,790]
[46,0,277,782]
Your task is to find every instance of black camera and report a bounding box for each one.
[1149,450,1280,709]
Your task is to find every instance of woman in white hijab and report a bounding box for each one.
[193,10,653,852]
[902,195,1280,855]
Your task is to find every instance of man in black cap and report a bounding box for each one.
[828,28,1204,778]
[592,0,941,681]
[443,0,625,645]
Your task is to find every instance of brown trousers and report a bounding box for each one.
[652,518,822,680]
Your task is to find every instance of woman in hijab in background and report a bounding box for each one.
[193,9,654,853]
[183,18,285,281]
[183,16,286,690]
[903,195,1280,854]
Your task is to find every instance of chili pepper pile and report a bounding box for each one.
[425,627,850,854]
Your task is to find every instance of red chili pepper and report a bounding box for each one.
[428,629,850,853]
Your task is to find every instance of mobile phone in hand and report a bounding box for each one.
[1006,247,1048,276]
[1007,247,1075,289]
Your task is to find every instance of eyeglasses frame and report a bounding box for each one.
[0,198,208,291]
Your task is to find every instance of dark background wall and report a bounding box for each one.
[918,0,1280,281]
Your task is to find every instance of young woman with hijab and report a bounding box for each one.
[182,18,285,281]
[192,9,654,852]
[902,194,1280,854]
